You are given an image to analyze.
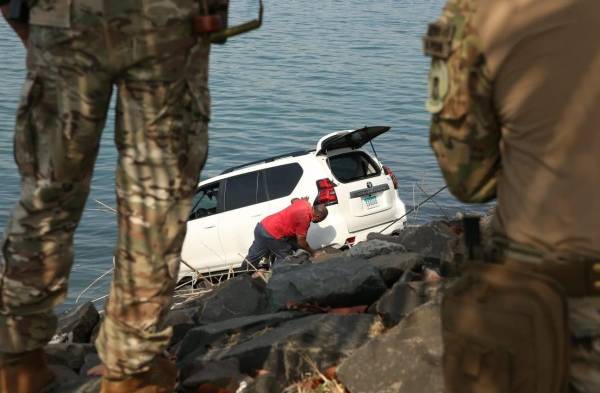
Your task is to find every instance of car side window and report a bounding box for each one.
[264,163,303,200]
[224,171,264,211]
[189,182,220,220]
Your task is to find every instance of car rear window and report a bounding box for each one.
[328,152,380,183]
[264,163,303,199]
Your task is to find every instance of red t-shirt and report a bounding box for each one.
[261,199,313,239]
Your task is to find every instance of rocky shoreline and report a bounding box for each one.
[43,216,484,393]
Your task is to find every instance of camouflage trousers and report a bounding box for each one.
[0,0,210,378]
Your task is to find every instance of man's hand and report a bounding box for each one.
[1,4,29,46]
[296,238,327,259]
[296,236,315,257]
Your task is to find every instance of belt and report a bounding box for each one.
[502,258,600,297]
[491,237,600,297]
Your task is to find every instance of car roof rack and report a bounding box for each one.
[220,149,314,175]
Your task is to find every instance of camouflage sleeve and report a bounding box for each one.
[423,0,500,203]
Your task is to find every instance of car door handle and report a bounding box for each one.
[251,214,261,218]
[203,225,216,229]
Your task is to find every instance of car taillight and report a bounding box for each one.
[383,166,398,189]
[315,178,338,205]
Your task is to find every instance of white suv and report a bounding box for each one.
[180,126,407,278]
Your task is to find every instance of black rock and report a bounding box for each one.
[347,239,407,259]
[49,364,79,380]
[368,221,460,265]
[89,314,103,345]
[369,281,443,327]
[192,275,270,325]
[180,314,377,386]
[162,308,194,327]
[79,353,101,376]
[302,252,422,289]
[161,309,195,349]
[278,252,312,266]
[181,358,244,391]
[170,323,195,351]
[243,374,285,393]
[337,302,443,393]
[366,252,424,286]
[271,263,303,275]
[267,258,387,311]
[45,365,92,393]
[53,302,100,344]
[46,343,96,372]
[178,311,306,362]
[171,290,213,312]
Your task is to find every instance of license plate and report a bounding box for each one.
[362,194,379,209]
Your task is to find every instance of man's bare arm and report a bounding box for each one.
[1,4,29,45]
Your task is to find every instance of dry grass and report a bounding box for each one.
[368,316,386,338]
[283,379,346,393]
[283,374,346,393]
[282,357,347,393]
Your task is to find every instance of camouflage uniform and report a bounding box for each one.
[0,0,210,379]
[425,0,600,391]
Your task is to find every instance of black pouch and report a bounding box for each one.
[442,263,569,393]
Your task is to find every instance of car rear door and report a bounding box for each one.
[326,150,398,233]
[316,126,390,154]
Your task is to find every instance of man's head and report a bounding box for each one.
[312,204,328,223]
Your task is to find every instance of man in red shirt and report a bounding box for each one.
[243,198,328,269]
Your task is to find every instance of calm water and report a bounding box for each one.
[0,0,488,309]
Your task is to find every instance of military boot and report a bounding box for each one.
[99,356,177,393]
[0,349,54,393]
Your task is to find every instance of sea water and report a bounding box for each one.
[0,0,488,310]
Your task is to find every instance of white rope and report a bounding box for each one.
[87,208,115,213]
[417,182,450,221]
[237,253,260,273]
[90,293,109,304]
[75,257,115,304]
[412,182,419,223]
[93,199,117,214]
